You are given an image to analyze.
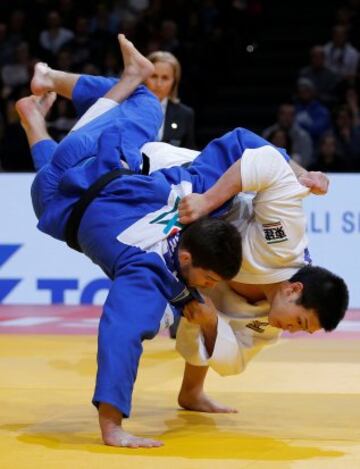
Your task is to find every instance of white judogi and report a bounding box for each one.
[141,142,311,376]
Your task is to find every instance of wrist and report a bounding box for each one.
[202,192,217,214]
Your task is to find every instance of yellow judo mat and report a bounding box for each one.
[1,332,360,469]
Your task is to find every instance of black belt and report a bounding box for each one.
[65,154,150,253]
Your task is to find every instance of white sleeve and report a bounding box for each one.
[176,314,281,376]
[71,97,117,131]
[240,146,289,193]
[141,142,200,173]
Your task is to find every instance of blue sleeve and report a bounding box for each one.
[31,139,58,171]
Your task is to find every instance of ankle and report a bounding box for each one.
[99,402,123,426]
[179,385,204,399]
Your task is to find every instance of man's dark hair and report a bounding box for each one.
[179,217,242,280]
[290,265,349,331]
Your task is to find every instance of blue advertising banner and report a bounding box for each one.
[0,173,359,306]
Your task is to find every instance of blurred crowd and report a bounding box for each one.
[264,2,360,173]
[0,0,359,172]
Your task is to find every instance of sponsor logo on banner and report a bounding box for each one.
[0,244,22,301]
[0,243,110,305]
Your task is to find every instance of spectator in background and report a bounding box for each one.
[1,42,32,99]
[347,0,360,49]
[0,23,13,66]
[267,128,292,152]
[267,127,311,167]
[198,0,220,34]
[56,0,79,29]
[145,51,196,149]
[89,3,119,65]
[309,133,346,173]
[102,49,121,77]
[323,25,359,83]
[262,103,313,167]
[298,45,339,106]
[67,16,95,71]
[0,97,33,171]
[81,62,101,76]
[332,105,360,171]
[335,4,359,49]
[89,3,120,35]
[344,85,360,127]
[7,9,28,48]
[47,97,77,141]
[39,11,74,57]
[294,77,331,145]
[55,49,74,72]
[159,20,180,55]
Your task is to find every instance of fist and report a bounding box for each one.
[178,194,209,224]
[183,297,217,327]
[298,171,329,195]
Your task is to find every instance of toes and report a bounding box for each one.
[124,440,162,448]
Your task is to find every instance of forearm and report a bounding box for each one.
[289,158,308,179]
[289,158,330,195]
[200,316,218,357]
[203,160,242,213]
[179,158,243,223]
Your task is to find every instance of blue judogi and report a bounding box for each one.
[30,75,279,417]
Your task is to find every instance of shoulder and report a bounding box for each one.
[291,124,311,138]
[168,100,194,116]
[347,44,360,57]
[262,124,278,139]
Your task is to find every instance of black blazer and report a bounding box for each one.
[162,100,196,149]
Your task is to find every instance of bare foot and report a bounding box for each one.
[99,402,163,448]
[31,62,54,95]
[102,427,163,448]
[178,389,238,413]
[118,33,154,82]
[16,93,56,131]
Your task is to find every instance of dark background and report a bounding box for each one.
[0,0,359,171]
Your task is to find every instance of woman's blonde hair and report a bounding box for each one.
[147,51,181,103]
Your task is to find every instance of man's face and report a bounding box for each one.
[268,282,322,334]
[297,85,315,103]
[278,105,295,128]
[310,47,325,68]
[178,250,223,289]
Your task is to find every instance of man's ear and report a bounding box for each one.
[288,281,304,296]
[178,249,192,265]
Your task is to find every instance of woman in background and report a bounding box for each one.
[145,51,196,149]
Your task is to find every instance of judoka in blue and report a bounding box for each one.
[29,74,273,419]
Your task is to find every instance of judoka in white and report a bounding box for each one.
[139,141,348,413]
